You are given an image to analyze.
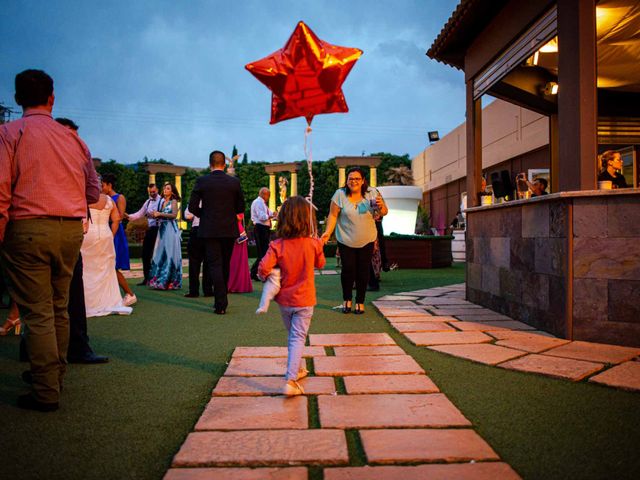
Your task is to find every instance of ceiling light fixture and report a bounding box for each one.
[543,82,559,95]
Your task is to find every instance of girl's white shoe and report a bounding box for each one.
[283,380,304,396]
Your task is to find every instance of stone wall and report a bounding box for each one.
[466,191,640,347]
[572,195,640,346]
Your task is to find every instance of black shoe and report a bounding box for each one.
[184,293,199,298]
[354,304,365,315]
[68,354,109,364]
[21,370,32,384]
[382,262,390,272]
[341,301,352,314]
[17,394,59,412]
[214,309,226,315]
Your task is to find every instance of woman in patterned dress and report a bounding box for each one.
[148,183,183,290]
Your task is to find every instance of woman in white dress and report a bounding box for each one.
[81,194,133,317]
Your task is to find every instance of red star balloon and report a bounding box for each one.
[245,21,362,125]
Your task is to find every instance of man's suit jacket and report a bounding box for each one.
[189,170,245,238]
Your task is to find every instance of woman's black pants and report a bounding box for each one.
[338,241,375,304]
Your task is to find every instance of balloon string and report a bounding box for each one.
[304,125,315,237]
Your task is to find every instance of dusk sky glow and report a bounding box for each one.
[1,0,463,167]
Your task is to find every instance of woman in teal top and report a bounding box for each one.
[321,167,388,314]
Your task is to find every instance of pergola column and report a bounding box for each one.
[465,81,482,207]
[338,167,346,188]
[148,173,156,185]
[269,174,277,212]
[557,0,597,191]
[174,174,186,229]
[291,172,298,196]
[370,167,377,187]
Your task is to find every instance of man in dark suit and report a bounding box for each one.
[189,150,245,314]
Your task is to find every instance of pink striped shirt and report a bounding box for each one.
[0,107,100,241]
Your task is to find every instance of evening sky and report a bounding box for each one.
[1,0,463,167]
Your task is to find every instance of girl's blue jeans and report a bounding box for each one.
[279,305,314,380]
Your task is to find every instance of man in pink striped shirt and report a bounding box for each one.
[0,69,100,412]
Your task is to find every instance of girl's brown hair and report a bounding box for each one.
[276,196,316,239]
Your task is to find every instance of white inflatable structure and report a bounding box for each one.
[377,186,423,235]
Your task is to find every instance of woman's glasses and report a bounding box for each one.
[347,177,363,183]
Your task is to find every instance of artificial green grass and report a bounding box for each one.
[0,260,639,479]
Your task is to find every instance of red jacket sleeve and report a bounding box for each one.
[258,241,279,279]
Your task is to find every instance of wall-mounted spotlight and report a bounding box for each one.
[428,131,440,143]
[543,82,559,95]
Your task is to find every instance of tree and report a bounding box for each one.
[242,152,248,164]
[231,145,238,158]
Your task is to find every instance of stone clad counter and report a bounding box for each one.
[465,189,640,347]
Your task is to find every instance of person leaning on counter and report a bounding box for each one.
[598,151,628,189]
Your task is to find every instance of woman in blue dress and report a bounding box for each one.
[148,183,183,290]
[101,173,137,306]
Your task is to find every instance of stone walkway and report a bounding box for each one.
[373,284,640,392]
[165,334,520,479]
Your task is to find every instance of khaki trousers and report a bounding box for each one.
[1,218,83,404]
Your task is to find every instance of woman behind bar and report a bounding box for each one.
[321,167,388,315]
[598,151,628,189]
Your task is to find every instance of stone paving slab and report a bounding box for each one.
[343,375,439,394]
[460,320,536,331]
[376,308,432,317]
[212,376,336,396]
[426,308,496,316]
[487,330,557,340]
[391,322,456,333]
[541,341,640,364]
[372,301,423,309]
[588,361,640,392]
[417,298,475,306]
[396,289,445,296]
[450,321,509,332]
[428,304,484,310]
[428,344,528,365]
[446,291,466,298]
[224,358,288,377]
[232,346,326,358]
[375,295,420,301]
[164,467,308,480]
[195,396,307,430]
[387,315,456,323]
[317,394,470,428]
[172,430,349,467]
[499,354,605,381]
[309,333,395,346]
[314,355,424,376]
[324,463,521,480]
[359,429,499,464]
[405,331,493,346]
[333,346,405,356]
[495,335,571,353]
[454,314,517,322]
